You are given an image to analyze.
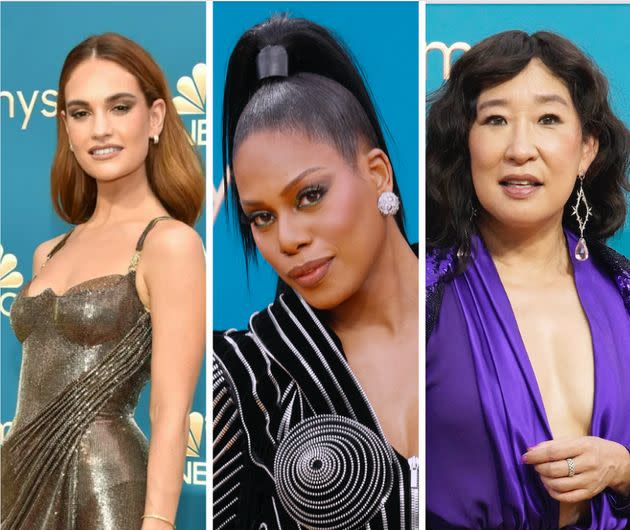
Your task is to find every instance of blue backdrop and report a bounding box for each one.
[426,3,630,257]
[0,2,206,528]
[213,1,419,331]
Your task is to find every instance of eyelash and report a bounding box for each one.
[69,104,132,120]
[480,113,562,126]
[297,184,327,208]
[481,115,507,126]
[246,184,328,229]
[538,113,562,125]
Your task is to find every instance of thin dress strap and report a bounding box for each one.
[38,228,75,273]
[128,216,172,272]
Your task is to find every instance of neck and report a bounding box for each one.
[87,165,167,227]
[478,213,571,281]
[328,221,418,336]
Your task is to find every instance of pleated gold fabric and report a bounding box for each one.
[1,216,170,530]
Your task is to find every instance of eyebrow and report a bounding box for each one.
[241,166,325,208]
[65,92,137,108]
[477,94,569,112]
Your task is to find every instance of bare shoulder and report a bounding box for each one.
[32,232,71,273]
[140,218,205,274]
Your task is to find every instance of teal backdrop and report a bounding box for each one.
[0,2,206,528]
[213,1,419,331]
[426,3,630,257]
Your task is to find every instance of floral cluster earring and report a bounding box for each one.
[571,172,592,261]
[377,191,400,216]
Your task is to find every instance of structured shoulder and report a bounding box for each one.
[591,241,630,315]
[426,247,456,342]
[213,328,259,362]
[212,327,280,405]
[426,246,455,289]
[592,241,630,271]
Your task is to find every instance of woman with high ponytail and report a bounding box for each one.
[213,14,419,530]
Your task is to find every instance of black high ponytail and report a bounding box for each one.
[222,14,407,264]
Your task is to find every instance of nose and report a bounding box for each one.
[91,109,113,139]
[277,213,311,256]
[504,120,538,164]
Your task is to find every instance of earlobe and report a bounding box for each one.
[365,147,393,193]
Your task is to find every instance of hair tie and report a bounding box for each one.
[256,45,288,80]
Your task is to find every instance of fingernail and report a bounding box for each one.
[521,453,529,463]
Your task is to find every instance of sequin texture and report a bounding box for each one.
[1,216,170,530]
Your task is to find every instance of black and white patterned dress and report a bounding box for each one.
[213,288,419,530]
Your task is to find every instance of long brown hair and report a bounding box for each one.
[52,32,204,226]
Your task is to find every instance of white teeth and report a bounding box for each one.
[92,147,120,155]
[504,181,535,186]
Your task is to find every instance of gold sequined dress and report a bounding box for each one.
[1,216,170,530]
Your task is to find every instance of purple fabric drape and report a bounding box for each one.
[427,230,630,529]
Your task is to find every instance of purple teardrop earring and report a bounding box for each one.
[571,172,592,261]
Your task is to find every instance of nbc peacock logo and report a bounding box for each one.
[187,411,204,458]
[184,411,206,486]
[0,245,24,317]
[173,63,206,147]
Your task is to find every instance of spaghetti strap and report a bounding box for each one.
[37,228,76,274]
[128,216,172,272]
[46,229,75,260]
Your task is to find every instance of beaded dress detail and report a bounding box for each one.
[1,216,170,530]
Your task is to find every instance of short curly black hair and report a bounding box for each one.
[427,30,630,259]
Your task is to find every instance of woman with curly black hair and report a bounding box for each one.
[426,30,630,529]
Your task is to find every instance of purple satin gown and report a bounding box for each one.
[427,230,630,529]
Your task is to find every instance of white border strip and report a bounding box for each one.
[418,1,427,529]
[206,1,213,529]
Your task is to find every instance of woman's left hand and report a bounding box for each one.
[522,437,630,503]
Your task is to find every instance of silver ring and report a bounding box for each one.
[566,457,576,477]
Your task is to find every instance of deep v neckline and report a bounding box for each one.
[478,229,599,441]
[303,297,418,461]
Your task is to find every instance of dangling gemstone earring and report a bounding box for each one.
[571,172,592,261]
[377,191,400,216]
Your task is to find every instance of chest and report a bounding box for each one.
[504,281,594,437]
[339,328,419,457]
[10,274,145,346]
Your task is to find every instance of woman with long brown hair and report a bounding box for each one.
[1,33,205,530]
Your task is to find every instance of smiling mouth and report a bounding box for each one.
[90,146,123,156]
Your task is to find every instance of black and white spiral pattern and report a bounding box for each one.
[274,415,393,529]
